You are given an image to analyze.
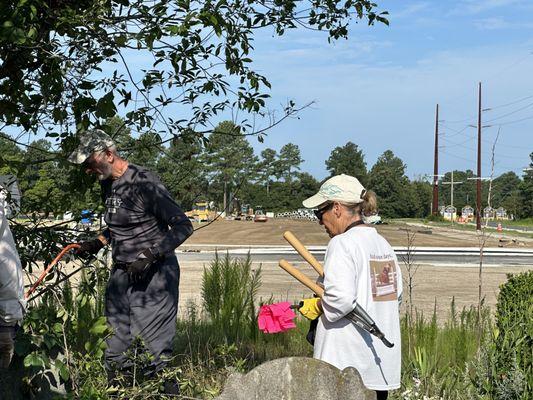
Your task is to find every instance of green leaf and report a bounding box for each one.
[89,316,108,335]
[78,81,96,90]
[95,92,116,119]
[24,353,46,368]
[115,34,127,47]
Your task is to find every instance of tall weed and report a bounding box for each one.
[201,252,261,342]
[396,299,492,400]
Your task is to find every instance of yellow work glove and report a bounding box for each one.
[298,298,322,320]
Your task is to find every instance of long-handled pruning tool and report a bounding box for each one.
[25,243,81,300]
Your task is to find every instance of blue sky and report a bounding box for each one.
[245,0,533,181]
[16,0,531,182]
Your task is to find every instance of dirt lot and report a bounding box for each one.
[187,219,533,248]
[177,219,532,322]
[25,220,532,323]
[179,261,530,323]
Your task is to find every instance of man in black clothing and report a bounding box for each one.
[68,129,193,392]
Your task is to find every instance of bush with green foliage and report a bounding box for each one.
[396,299,491,400]
[492,271,532,398]
[0,259,110,399]
[5,252,531,399]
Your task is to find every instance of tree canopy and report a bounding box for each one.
[367,150,415,218]
[0,0,388,146]
[325,141,368,185]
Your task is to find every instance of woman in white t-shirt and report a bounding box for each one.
[301,174,402,400]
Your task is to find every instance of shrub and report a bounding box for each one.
[425,214,445,223]
[397,299,492,400]
[492,271,532,398]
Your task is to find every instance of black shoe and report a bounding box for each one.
[162,379,180,395]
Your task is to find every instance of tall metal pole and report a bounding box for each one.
[432,104,439,215]
[476,83,482,230]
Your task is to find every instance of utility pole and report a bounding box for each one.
[432,104,439,215]
[476,82,482,230]
[442,171,463,222]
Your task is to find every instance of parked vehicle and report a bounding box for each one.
[254,208,268,222]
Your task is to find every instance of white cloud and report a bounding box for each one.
[473,17,533,30]
[392,2,430,19]
[474,17,511,30]
[391,1,429,19]
[451,0,528,15]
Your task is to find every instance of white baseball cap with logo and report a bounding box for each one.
[302,174,366,209]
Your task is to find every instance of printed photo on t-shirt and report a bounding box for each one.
[369,260,398,301]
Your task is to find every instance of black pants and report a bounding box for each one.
[0,325,16,369]
[105,255,180,376]
[376,390,388,400]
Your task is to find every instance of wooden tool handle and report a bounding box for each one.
[283,231,324,277]
[279,259,324,297]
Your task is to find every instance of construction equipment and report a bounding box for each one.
[235,203,254,221]
[186,201,214,222]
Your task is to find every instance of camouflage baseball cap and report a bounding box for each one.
[68,129,115,164]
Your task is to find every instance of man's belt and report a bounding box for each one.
[114,262,129,270]
[114,253,172,270]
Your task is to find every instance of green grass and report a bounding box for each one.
[507,217,533,227]
[394,300,492,400]
[392,218,533,239]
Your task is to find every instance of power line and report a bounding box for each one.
[485,94,533,111]
[481,50,533,82]
[498,114,533,126]
[440,149,474,163]
[440,135,474,148]
[484,100,533,123]
[439,150,526,175]
[439,122,529,150]
[438,123,472,138]
[440,136,525,160]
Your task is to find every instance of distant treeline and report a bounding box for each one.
[1,119,532,219]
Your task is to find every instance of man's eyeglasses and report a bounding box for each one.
[314,202,334,221]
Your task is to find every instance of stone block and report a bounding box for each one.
[216,357,376,400]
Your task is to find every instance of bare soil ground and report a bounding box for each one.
[25,220,532,323]
[177,219,532,322]
[179,261,530,323]
[187,219,533,248]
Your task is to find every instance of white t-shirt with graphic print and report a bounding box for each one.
[313,226,402,391]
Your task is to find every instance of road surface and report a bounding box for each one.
[178,245,533,266]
